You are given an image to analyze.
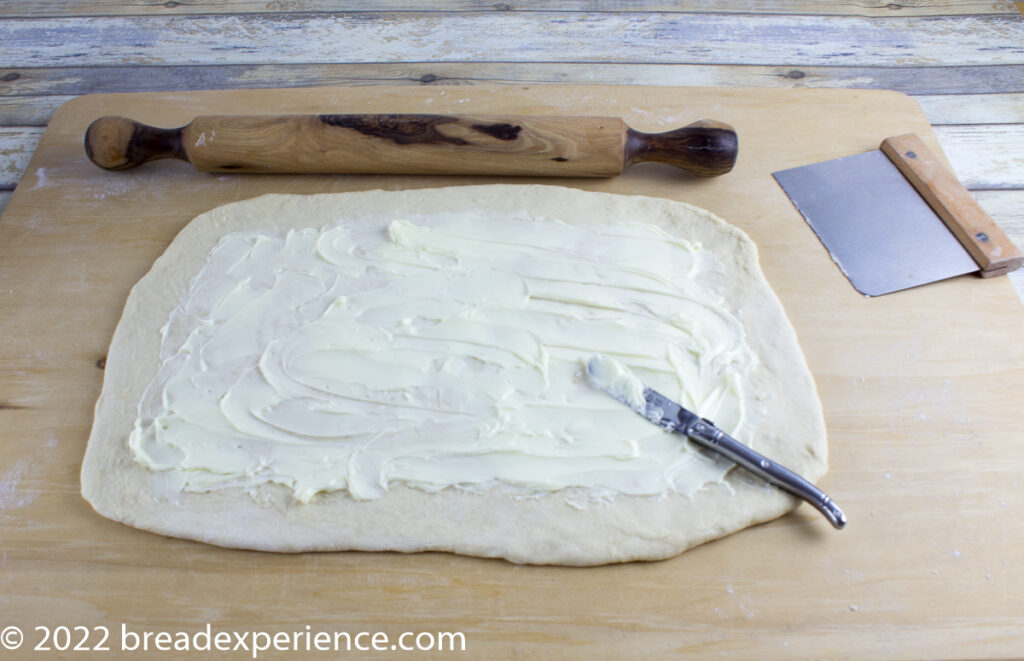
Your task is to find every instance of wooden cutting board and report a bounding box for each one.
[2,86,1022,659]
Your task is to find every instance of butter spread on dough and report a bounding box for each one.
[83,186,827,565]
[128,210,758,503]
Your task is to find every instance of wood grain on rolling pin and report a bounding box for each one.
[84,114,738,177]
[183,114,623,176]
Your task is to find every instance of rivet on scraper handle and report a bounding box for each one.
[881,134,1023,277]
[84,114,738,178]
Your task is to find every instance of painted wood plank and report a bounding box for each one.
[0,96,76,126]
[976,190,1024,235]
[977,189,1024,303]
[0,127,43,190]
[936,124,1024,189]
[2,13,1023,68]
[917,93,1024,125]
[1,0,1016,18]
[4,63,1024,99]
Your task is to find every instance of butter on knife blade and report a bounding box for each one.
[585,354,847,529]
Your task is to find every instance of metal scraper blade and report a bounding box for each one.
[773,150,979,296]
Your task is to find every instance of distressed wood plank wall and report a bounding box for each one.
[3,1,1020,17]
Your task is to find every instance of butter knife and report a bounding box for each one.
[586,356,846,529]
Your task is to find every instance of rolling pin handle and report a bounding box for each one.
[85,116,186,171]
[624,119,738,177]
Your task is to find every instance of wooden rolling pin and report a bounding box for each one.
[84,114,738,177]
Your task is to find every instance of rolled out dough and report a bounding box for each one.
[81,185,827,566]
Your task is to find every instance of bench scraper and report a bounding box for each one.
[772,134,1022,296]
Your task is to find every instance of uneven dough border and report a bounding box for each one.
[81,185,827,566]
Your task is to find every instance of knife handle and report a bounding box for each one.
[881,133,1023,277]
[84,114,737,177]
[686,419,847,529]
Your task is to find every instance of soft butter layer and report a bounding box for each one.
[129,209,758,503]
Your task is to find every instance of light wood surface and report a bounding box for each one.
[2,84,1023,659]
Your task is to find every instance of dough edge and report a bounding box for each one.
[81,184,827,566]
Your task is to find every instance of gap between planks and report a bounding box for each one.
[2,64,1024,99]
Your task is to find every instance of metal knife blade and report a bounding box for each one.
[586,356,846,529]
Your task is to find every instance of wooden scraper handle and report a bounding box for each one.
[84,114,737,178]
[881,134,1023,277]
